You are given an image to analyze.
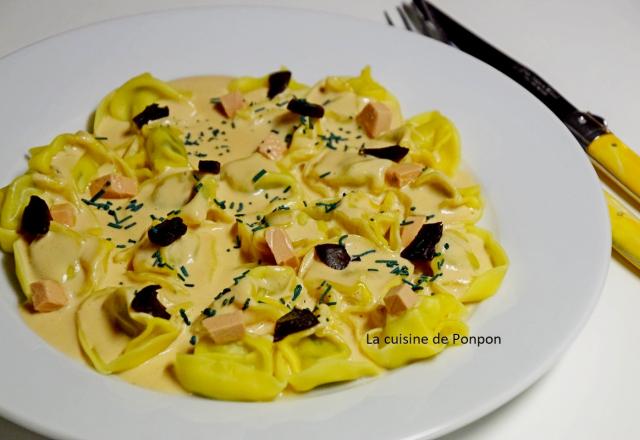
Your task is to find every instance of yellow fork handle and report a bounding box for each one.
[606,191,640,269]
[588,133,640,204]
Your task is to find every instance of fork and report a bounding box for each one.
[385,1,451,45]
[384,1,640,272]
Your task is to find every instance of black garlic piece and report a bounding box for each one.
[198,160,221,174]
[361,145,409,162]
[267,71,291,99]
[131,285,170,319]
[148,217,187,247]
[315,243,350,270]
[400,222,443,262]
[287,99,325,118]
[273,308,319,342]
[132,103,169,129]
[20,195,51,240]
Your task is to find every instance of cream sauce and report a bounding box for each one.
[18,75,492,396]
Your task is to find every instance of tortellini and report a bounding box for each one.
[77,287,180,374]
[362,293,468,368]
[175,335,286,401]
[93,72,188,129]
[14,223,111,299]
[6,68,508,402]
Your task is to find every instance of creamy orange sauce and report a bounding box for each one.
[16,74,494,397]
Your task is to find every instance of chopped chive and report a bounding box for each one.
[315,200,341,213]
[402,278,423,291]
[375,259,399,268]
[233,270,250,285]
[202,308,216,317]
[215,287,231,300]
[252,169,267,183]
[189,335,197,345]
[338,235,348,246]
[319,283,332,304]
[292,284,302,301]
[179,309,191,325]
[242,298,251,310]
[89,189,105,203]
[124,222,137,230]
[319,171,331,179]
[351,249,376,261]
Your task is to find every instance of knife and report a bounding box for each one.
[397,0,640,268]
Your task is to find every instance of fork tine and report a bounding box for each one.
[384,10,394,26]
[412,0,451,43]
[401,3,429,35]
[396,5,413,31]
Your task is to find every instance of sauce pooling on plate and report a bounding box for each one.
[1,67,508,400]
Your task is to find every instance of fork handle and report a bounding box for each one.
[607,191,640,269]
[588,133,640,206]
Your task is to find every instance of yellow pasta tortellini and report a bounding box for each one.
[77,287,180,374]
[13,223,111,300]
[143,125,189,172]
[93,72,188,129]
[395,111,461,176]
[362,293,468,368]
[306,191,403,249]
[432,226,508,303]
[27,131,134,191]
[275,323,380,392]
[127,225,216,293]
[175,335,285,401]
[0,175,42,231]
[408,169,484,224]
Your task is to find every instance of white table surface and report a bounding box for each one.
[1,0,639,438]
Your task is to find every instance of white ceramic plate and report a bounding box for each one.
[0,6,610,440]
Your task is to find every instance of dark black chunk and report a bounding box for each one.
[400,222,443,262]
[148,217,187,247]
[131,285,170,319]
[198,160,221,174]
[132,103,169,128]
[20,195,51,240]
[315,243,350,270]
[267,71,291,99]
[273,308,319,342]
[361,145,409,162]
[287,99,325,118]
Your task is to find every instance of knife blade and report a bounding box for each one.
[414,0,640,206]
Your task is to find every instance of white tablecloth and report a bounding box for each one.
[1,0,639,438]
